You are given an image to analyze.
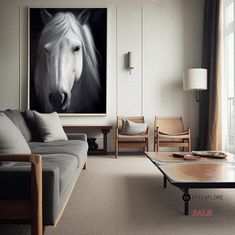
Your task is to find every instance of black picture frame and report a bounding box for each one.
[28,8,107,115]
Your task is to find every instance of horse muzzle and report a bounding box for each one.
[49,90,71,112]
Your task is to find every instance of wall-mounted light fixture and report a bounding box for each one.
[128,52,134,74]
[183,68,207,102]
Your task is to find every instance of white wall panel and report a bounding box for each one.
[143,0,204,149]
[117,0,142,115]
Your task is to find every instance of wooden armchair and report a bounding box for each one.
[154,117,191,152]
[0,154,43,235]
[115,116,149,158]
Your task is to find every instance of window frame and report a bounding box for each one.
[223,0,235,152]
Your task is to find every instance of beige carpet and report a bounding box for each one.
[1,155,235,235]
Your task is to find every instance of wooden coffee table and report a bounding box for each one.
[145,151,235,164]
[145,152,235,215]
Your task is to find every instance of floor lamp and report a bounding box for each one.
[183,68,207,150]
[183,68,207,101]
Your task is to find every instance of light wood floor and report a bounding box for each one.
[1,155,235,235]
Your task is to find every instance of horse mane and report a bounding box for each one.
[35,11,102,113]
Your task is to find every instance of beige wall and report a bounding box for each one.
[0,2,19,109]
[0,0,204,151]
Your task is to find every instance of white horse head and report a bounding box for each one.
[34,9,100,113]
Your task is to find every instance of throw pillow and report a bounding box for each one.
[25,109,42,141]
[33,111,68,142]
[3,109,32,142]
[121,119,148,135]
[0,113,31,154]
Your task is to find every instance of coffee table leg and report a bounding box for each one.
[163,175,167,188]
[183,188,190,215]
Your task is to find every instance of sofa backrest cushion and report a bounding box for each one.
[3,109,32,142]
[0,113,31,154]
[33,111,68,142]
[25,109,42,141]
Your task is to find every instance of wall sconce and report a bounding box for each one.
[128,52,134,74]
[183,68,207,102]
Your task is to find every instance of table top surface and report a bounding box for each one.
[63,125,112,129]
[145,151,235,164]
[159,163,235,183]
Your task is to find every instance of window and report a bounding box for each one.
[223,0,235,152]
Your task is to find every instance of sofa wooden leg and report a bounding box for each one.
[83,162,87,170]
[31,155,43,235]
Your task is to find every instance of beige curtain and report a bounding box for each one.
[198,0,222,150]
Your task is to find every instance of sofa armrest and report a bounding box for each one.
[0,154,42,235]
[66,133,87,142]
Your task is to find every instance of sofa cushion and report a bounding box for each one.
[24,109,42,141]
[29,140,88,165]
[2,109,32,142]
[41,154,78,195]
[33,111,68,142]
[0,113,31,154]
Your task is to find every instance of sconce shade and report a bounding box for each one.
[183,68,207,90]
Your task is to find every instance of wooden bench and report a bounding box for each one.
[63,125,112,155]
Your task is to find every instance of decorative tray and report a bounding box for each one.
[172,153,201,160]
[192,151,227,159]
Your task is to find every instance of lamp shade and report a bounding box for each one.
[183,68,207,90]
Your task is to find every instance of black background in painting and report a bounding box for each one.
[30,8,107,114]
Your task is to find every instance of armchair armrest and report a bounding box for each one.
[116,127,119,136]
[0,154,43,235]
[0,154,41,163]
[146,127,149,136]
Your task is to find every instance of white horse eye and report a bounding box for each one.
[73,46,80,53]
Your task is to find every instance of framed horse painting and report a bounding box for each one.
[28,8,107,115]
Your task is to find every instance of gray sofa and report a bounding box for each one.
[0,109,88,225]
